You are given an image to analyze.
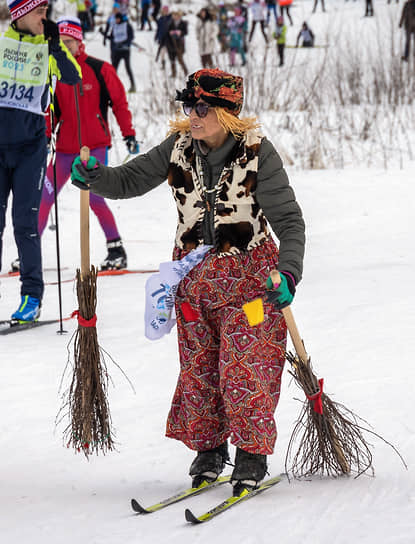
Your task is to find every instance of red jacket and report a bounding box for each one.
[46,46,135,153]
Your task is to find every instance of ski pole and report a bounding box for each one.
[48,73,66,334]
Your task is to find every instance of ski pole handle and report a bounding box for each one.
[270,270,308,364]
[80,146,90,277]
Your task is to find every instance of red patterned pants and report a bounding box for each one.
[165,239,287,455]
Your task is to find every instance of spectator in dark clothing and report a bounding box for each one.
[155,5,172,68]
[312,0,326,13]
[110,13,136,92]
[296,21,314,47]
[399,0,415,60]
[167,11,188,77]
[141,0,152,30]
[266,0,278,26]
[152,0,161,21]
[365,0,374,16]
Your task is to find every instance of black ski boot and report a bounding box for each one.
[231,447,267,496]
[100,238,127,270]
[189,442,229,488]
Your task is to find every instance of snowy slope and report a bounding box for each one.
[1,167,413,544]
[1,1,414,542]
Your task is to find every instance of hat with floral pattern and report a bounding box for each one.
[176,68,244,116]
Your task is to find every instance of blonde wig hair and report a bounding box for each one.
[168,107,261,139]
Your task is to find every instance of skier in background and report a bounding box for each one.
[109,12,136,93]
[248,0,268,44]
[312,0,326,13]
[399,0,415,60]
[296,21,314,47]
[100,2,120,57]
[0,0,80,321]
[364,0,374,16]
[42,16,139,271]
[140,0,152,30]
[278,0,293,26]
[152,0,161,21]
[273,15,286,65]
[266,0,278,27]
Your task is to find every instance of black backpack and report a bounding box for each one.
[84,56,112,124]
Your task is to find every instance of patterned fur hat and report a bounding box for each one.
[176,68,244,116]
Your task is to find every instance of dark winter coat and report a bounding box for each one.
[155,14,172,45]
[87,132,305,283]
[399,0,415,31]
[166,19,188,56]
[46,47,135,153]
[0,24,81,148]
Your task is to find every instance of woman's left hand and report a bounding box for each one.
[265,271,296,310]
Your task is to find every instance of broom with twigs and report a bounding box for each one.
[243,270,407,479]
[61,144,115,457]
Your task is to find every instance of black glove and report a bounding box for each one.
[42,19,60,47]
[71,156,102,190]
[124,135,139,154]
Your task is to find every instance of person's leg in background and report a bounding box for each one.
[10,140,47,319]
[89,147,127,270]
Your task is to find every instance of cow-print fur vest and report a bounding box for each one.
[168,129,270,256]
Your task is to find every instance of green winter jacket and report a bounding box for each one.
[89,132,305,283]
[273,24,287,45]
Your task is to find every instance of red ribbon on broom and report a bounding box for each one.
[305,378,324,415]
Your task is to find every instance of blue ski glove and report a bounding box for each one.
[125,135,139,154]
[71,155,101,190]
[265,271,296,310]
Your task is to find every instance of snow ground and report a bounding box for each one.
[1,1,415,543]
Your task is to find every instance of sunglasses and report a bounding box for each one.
[183,102,211,118]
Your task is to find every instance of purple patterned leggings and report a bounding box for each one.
[38,147,120,240]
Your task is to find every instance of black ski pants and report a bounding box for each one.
[111,48,135,90]
[249,20,268,43]
[403,30,415,60]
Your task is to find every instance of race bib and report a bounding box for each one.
[0,36,49,115]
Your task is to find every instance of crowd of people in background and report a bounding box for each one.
[84,0,412,75]
[96,0,321,74]
[0,0,411,322]
[44,0,413,71]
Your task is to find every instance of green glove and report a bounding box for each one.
[71,155,100,190]
[265,271,296,310]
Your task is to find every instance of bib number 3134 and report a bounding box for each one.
[0,80,34,102]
